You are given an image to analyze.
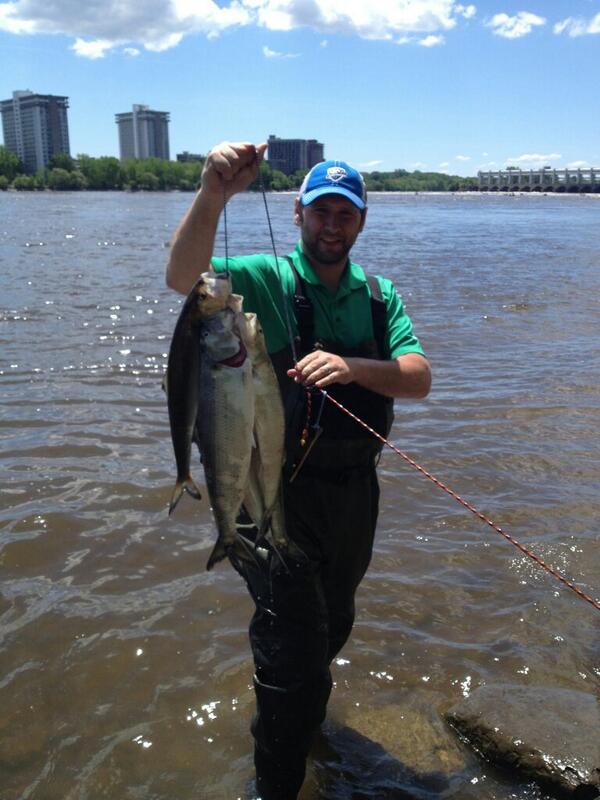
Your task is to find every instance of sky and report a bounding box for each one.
[0,0,599,176]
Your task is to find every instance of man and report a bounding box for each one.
[166,141,431,799]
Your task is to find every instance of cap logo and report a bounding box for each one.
[326,166,347,183]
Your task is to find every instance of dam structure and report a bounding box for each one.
[478,167,600,193]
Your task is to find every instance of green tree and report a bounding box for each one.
[47,168,87,190]
[0,175,9,191]
[49,153,76,172]
[0,146,21,181]
[12,175,37,190]
[77,155,123,189]
[270,170,291,191]
[138,172,160,191]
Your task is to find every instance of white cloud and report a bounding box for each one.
[0,0,251,56]
[250,0,465,39]
[456,4,476,19]
[359,159,384,168]
[320,39,328,46]
[506,153,562,169]
[411,161,427,169]
[0,0,478,55]
[419,34,444,46]
[0,1,35,32]
[567,160,590,169]
[71,38,114,59]
[262,44,298,58]
[123,47,141,56]
[554,13,600,37]
[486,11,546,39]
[455,154,470,161]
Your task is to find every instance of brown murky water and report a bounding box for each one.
[1,191,599,799]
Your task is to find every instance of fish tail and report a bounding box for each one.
[168,477,202,515]
[206,536,229,571]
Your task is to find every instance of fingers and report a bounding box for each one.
[207,141,265,181]
[287,353,349,387]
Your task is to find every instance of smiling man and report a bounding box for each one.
[166,141,431,800]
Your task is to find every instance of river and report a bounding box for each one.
[1,190,599,799]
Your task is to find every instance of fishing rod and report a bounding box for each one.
[252,157,600,613]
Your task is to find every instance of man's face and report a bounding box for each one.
[294,194,366,267]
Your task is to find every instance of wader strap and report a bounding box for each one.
[283,255,389,360]
[365,274,389,360]
[284,255,315,357]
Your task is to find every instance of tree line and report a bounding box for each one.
[0,146,477,193]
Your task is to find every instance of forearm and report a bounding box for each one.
[347,353,431,399]
[289,350,431,398]
[166,188,224,295]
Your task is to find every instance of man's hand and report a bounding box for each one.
[201,141,267,201]
[287,351,431,398]
[287,351,353,389]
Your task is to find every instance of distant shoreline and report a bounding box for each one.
[2,187,600,198]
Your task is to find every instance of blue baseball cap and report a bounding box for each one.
[299,160,367,210]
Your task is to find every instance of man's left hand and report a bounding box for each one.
[287,351,352,388]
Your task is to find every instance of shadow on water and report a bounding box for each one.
[307,722,458,799]
[302,718,551,800]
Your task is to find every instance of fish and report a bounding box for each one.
[235,306,287,551]
[166,270,234,515]
[196,302,256,570]
[167,270,294,570]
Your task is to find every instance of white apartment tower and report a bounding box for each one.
[0,90,71,173]
[115,104,170,160]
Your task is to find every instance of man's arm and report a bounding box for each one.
[166,141,267,295]
[287,351,432,399]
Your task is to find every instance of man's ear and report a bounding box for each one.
[359,207,368,232]
[293,198,303,227]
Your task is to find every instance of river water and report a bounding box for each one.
[1,190,599,800]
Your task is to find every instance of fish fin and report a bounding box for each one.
[168,477,202,515]
[206,536,229,571]
[263,533,308,575]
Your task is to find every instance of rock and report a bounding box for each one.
[344,701,467,775]
[445,685,600,798]
[308,699,468,797]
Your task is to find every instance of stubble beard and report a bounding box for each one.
[301,230,354,268]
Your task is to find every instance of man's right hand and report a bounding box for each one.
[201,141,268,201]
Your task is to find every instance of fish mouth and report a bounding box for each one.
[218,339,247,368]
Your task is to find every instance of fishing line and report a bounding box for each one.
[223,184,229,274]
[254,158,599,613]
[258,163,299,365]
[324,391,600,613]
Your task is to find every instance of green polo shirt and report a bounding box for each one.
[211,242,425,359]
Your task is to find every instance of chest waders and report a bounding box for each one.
[231,261,395,800]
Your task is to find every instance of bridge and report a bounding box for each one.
[477,167,600,192]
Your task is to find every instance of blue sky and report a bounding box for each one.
[1,0,599,176]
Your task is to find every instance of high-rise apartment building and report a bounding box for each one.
[115,105,170,160]
[0,90,70,173]
[267,134,324,175]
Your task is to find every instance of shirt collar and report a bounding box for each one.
[291,242,366,296]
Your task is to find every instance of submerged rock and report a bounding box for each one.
[307,698,468,797]
[445,685,600,798]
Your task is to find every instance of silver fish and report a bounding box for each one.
[167,271,297,570]
[166,271,233,514]
[235,307,288,552]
